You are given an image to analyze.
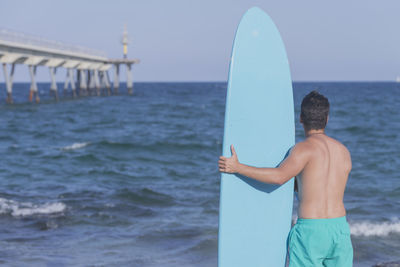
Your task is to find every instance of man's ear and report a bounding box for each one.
[300,115,303,124]
[327,115,329,124]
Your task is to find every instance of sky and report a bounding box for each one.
[0,0,400,82]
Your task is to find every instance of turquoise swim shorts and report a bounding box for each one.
[288,216,353,267]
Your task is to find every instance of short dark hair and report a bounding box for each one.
[300,91,330,130]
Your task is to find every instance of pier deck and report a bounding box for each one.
[0,28,139,103]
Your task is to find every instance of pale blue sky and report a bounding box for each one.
[1,0,399,82]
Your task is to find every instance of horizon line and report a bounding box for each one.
[2,80,399,84]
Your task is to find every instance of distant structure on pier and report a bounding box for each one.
[122,25,129,59]
[107,25,138,95]
[0,27,140,104]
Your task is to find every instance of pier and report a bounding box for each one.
[0,28,139,103]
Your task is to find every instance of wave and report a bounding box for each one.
[61,142,89,151]
[349,220,400,237]
[292,216,400,237]
[0,197,66,217]
[115,188,175,207]
[96,140,215,153]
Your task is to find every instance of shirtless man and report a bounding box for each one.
[218,91,353,266]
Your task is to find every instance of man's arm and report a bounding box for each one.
[219,143,309,185]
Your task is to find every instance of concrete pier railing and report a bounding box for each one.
[0,28,140,103]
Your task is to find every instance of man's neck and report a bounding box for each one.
[305,129,325,137]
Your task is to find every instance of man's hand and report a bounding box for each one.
[219,145,240,173]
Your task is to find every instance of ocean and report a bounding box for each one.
[0,82,399,266]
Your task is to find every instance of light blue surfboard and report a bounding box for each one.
[218,7,295,267]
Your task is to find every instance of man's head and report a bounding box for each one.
[300,91,330,130]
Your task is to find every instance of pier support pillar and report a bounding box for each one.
[28,65,40,103]
[94,69,100,96]
[103,71,111,96]
[88,70,95,96]
[101,72,106,96]
[79,69,87,96]
[76,69,81,95]
[49,67,59,101]
[99,71,105,96]
[70,68,77,98]
[100,71,111,96]
[113,64,120,95]
[64,69,70,97]
[64,68,77,98]
[2,63,15,104]
[126,63,133,95]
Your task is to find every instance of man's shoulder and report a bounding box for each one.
[326,136,350,154]
[297,135,350,155]
[292,140,313,155]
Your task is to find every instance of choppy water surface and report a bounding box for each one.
[0,82,399,266]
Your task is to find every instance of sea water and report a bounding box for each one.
[0,82,399,266]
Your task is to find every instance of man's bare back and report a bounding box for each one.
[218,130,351,219]
[295,132,351,219]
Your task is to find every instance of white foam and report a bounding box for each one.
[349,220,400,237]
[291,215,400,237]
[0,198,66,217]
[61,142,89,151]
